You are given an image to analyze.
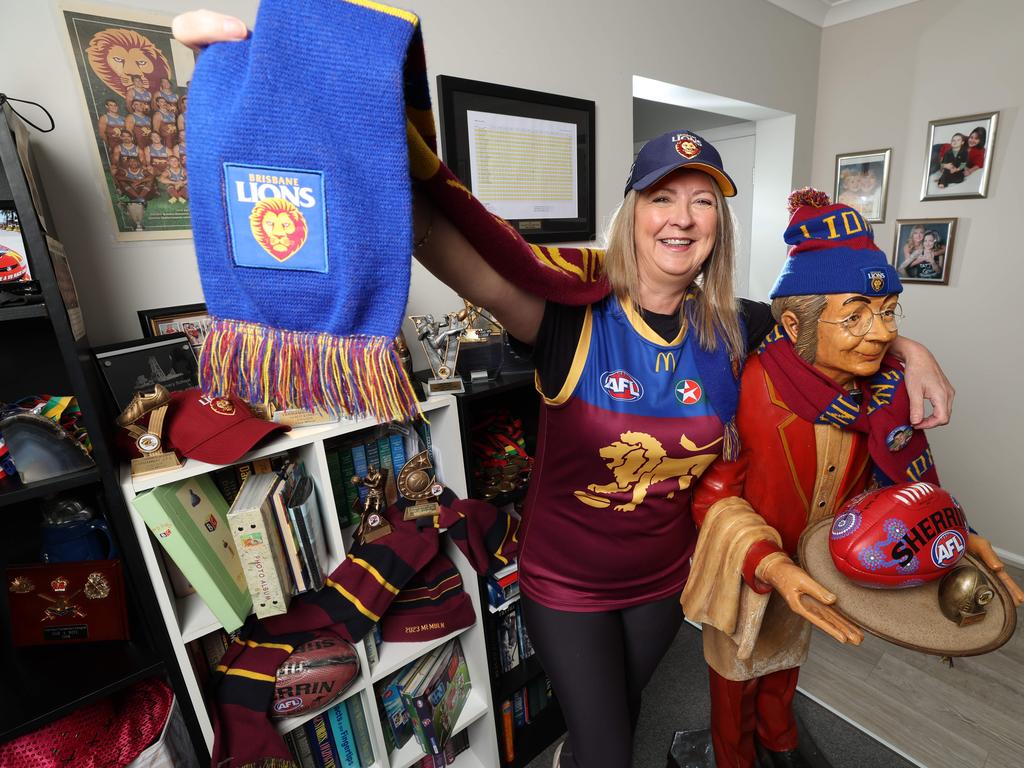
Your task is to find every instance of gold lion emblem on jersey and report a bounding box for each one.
[574,431,721,512]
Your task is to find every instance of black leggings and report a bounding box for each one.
[520,592,684,768]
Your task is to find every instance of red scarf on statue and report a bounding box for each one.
[757,325,939,487]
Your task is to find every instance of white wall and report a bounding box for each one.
[813,0,1024,558]
[0,0,821,371]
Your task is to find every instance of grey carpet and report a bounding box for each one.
[525,620,915,768]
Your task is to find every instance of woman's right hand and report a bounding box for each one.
[171,10,248,50]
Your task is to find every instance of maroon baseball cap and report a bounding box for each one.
[166,388,289,465]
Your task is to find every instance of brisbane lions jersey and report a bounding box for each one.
[518,295,724,610]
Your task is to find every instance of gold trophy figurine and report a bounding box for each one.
[409,310,468,396]
[352,464,393,544]
[116,383,182,476]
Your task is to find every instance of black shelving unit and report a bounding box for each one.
[435,369,567,767]
[0,103,206,759]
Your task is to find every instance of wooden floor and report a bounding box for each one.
[799,564,1024,768]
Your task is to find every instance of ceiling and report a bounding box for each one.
[763,0,921,27]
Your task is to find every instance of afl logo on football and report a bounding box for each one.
[673,133,702,159]
[674,379,703,405]
[250,198,309,261]
[931,530,965,568]
[602,370,644,401]
[274,697,303,714]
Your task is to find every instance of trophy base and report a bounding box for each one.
[130,451,182,477]
[422,377,465,397]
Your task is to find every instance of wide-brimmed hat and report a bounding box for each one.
[799,518,1016,656]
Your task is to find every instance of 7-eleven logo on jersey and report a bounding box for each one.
[675,379,703,405]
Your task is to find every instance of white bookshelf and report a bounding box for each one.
[118,394,500,767]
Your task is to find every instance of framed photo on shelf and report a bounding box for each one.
[93,333,199,411]
[138,302,211,355]
[834,148,891,223]
[892,218,957,285]
[436,75,596,243]
[920,112,997,201]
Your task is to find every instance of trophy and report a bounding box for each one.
[398,450,444,521]
[409,310,469,396]
[352,464,393,544]
[116,383,182,476]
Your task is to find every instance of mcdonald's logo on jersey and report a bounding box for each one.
[224,162,328,273]
[655,351,677,373]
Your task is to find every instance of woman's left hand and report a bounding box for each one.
[889,336,955,428]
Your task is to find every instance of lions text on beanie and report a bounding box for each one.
[187,0,423,422]
[770,188,902,299]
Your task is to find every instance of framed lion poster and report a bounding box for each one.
[61,2,196,240]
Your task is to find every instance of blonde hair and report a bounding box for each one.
[602,180,745,361]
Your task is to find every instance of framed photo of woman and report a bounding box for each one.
[834,148,891,223]
[920,112,997,201]
[892,218,957,285]
[138,302,211,356]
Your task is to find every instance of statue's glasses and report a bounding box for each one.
[817,303,904,337]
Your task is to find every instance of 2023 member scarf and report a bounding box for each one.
[757,325,939,487]
[187,0,741,443]
[211,491,518,768]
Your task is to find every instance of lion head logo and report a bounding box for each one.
[674,135,701,159]
[249,198,309,261]
[86,28,171,98]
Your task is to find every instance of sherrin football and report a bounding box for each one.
[270,632,359,719]
[829,482,968,589]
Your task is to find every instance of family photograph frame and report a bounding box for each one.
[920,111,997,201]
[138,302,211,356]
[892,217,957,286]
[834,148,891,223]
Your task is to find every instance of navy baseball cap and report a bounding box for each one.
[625,130,737,198]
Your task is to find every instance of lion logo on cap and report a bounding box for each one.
[674,134,701,159]
[867,269,886,294]
[249,198,309,261]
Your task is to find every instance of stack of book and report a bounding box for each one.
[499,674,555,763]
[374,638,472,758]
[485,562,519,609]
[284,695,374,768]
[226,461,329,619]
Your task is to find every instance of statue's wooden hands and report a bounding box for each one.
[758,555,864,645]
[967,534,1024,606]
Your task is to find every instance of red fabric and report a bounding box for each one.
[0,678,173,768]
[165,388,289,465]
[709,666,801,767]
[742,539,782,593]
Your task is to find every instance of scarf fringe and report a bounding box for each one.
[722,418,740,462]
[199,318,422,423]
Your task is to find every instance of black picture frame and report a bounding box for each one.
[92,333,199,412]
[137,302,211,355]
[436,75,596,244]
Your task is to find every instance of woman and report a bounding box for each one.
[964,125,987,178]
[172,11,955,767]
[900,223,926,272]
[902,230,944,280]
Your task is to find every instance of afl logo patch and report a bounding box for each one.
[674,379,703,405]
[673,134,702,159]
[602,370,644,401]
[865,269,886,295]
[931,530,965,568]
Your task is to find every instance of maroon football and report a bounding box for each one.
[270,632,359,719]
[829,482,969,589]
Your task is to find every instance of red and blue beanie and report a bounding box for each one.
[769,188,901,299]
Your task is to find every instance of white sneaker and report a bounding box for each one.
[552,739,565,768]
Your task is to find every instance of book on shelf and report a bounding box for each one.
[326,699,360,768]
[443,730,470,765]
[131,473,252,632]
[486,561,519,609]
[325,447,348,528]
[304,713,339,768]
[375,435,399,505]
[376,661,416,749]
[227,471,292,618]
[405,638,472,756]
[285,727,318,768]
[516,600,535,659]
[512,687,526,729]
[362,627,379,670]
[337,443,360,528]
[345,695,374,768]
[288,473,328,591]
[497,602,520,672]
[350,442,369,503]
[270,463,309,594]
[388,431,407,474]
[500,698,514,763]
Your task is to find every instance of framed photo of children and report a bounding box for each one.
[892,218,957,285]
[834,148,891,223]
[61,2,195,240]
[920,112,997,201]
[138,302,211,356]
